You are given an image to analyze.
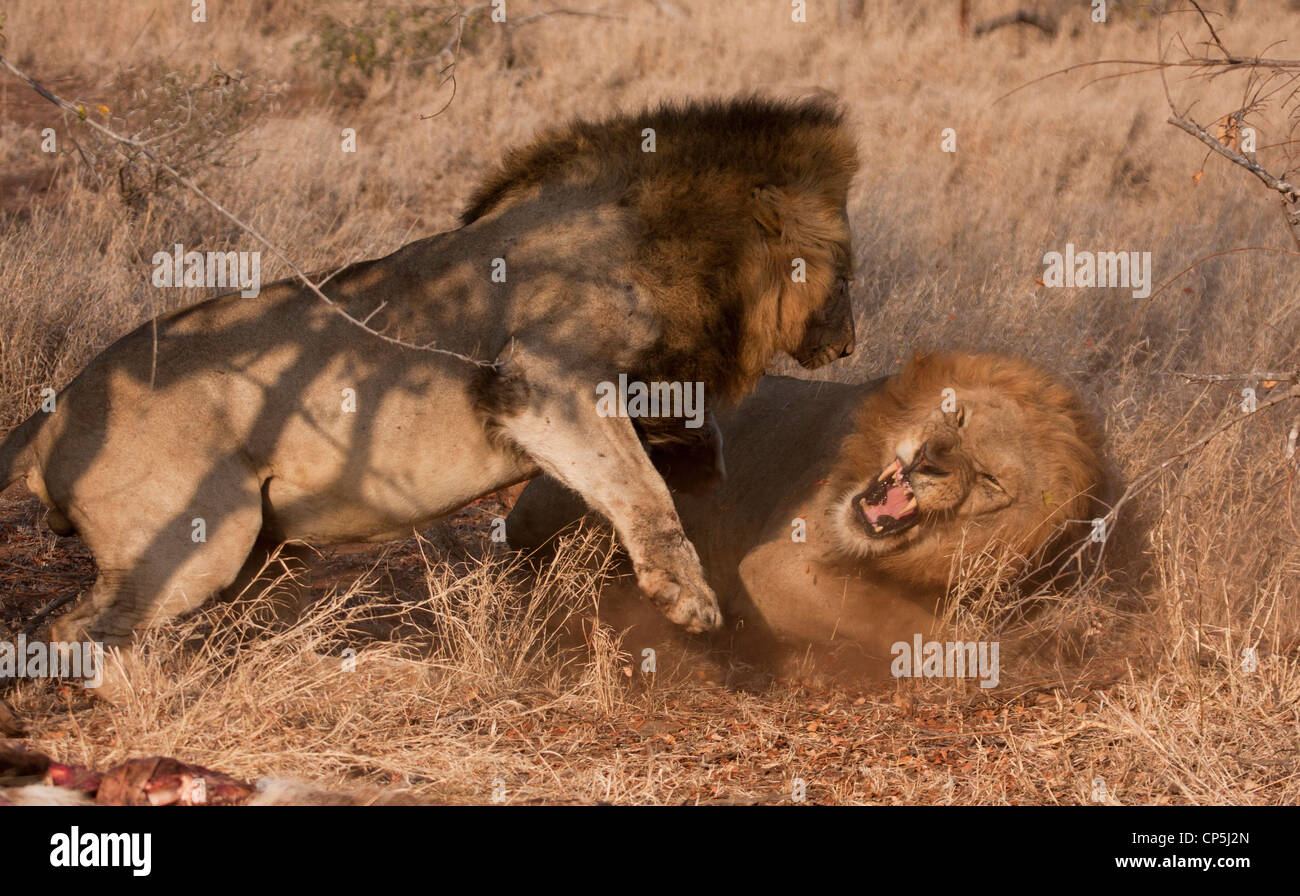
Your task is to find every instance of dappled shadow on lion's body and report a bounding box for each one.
[2,96,862,650]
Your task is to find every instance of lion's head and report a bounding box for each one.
[823,353,1106,588]
[460,96,860,403]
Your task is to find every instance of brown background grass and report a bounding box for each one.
[0,0,1297,804]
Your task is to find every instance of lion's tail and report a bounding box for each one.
[0,411,42,493]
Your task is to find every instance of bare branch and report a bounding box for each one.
[998,51,1300,106]
[1167,115,1300,200]
[1167,113,1300,250]
[1175,370,1300,385]
[1187,0,1229,59]
[1152,10,1300,249]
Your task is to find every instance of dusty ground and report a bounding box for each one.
[1,0,1299,803]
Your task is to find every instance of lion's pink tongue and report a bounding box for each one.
[865,485,912,523]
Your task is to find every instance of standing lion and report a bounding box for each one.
[0,97,859,650]
[507,353,1108,666]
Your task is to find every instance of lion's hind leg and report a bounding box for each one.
[218,536,315,630]
[48,457,265,648]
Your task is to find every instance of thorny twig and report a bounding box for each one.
[1165,1,1299,246]
[1166,114,1300,249]
[0,52,498,369]
[1178,368,1300,461]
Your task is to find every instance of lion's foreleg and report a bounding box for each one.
[486,361,722,634]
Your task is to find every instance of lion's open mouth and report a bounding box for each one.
[854,459,920,537]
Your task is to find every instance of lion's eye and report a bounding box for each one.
[979,472,1003,491]
[956,406,966,427]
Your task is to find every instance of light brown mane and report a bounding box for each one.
[827,353,1108,585]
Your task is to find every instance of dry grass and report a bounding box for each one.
[1,0,1298,803]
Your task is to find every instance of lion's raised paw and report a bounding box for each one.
[637,567,722,634]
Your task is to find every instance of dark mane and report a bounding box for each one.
[460,96,860,404]
[461,95,856,225]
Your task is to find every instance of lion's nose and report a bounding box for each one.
[910,438,951,477]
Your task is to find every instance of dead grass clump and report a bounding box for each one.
[9,532,647,801]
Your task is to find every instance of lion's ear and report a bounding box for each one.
[751,186,785,237]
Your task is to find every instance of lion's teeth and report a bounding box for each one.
[903,498,918,513]
[878,459,900,482]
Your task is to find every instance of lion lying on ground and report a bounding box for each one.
[0,96,859,650]
[507,353,1107,665]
